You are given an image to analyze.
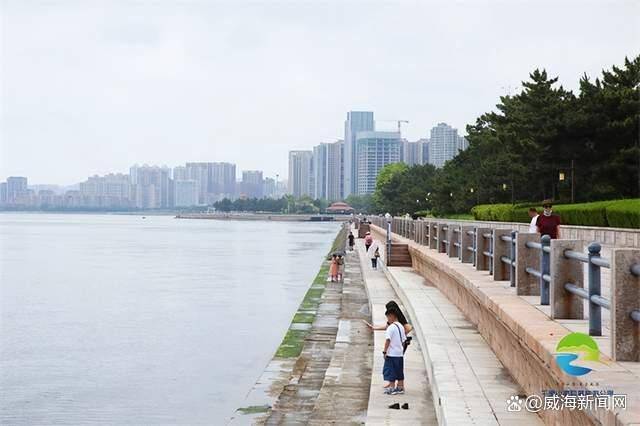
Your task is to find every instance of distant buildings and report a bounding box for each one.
[173,179,198,207]
[6,176,28,204]
[326,140,344,202]
[3,113,471,211]
[313,143,328,200]
[79,173,131,208]
[129,165,171,209]
[241,170,264,198]
[428,123,468,168]
[211,162,236,201]
[356,131,401,195]
[288,150,313,198]
[343,111,375,198]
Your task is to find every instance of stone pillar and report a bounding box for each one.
[516,233,540,296]
[429,222,438,250]
[611,248,640,362]
[421,222,428,246]
[475,227,491,271]
[437,223,448,253]
[493,229,512,281]
[447,226,458,258]
[550,239,584,320]
[461,226,474,263]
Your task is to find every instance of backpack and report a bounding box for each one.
[394,323,412,354]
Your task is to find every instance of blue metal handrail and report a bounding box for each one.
[524,235,551,305]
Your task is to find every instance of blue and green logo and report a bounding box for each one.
[555,332,600,376]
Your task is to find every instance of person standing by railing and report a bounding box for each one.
[536,199,561,239]
[364,231,373,252]
[528,207,539,233]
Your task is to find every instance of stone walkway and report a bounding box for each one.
[356,239,438,425]
[233,243,373,425]
[308,247,373,425]
[384,266,542,425]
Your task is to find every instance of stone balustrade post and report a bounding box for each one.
[438,223,447,253]
[493,229,512,281]
[475,227,491,271]
[550,239,584,320]
[611,248,640,362]
[429,222,438,250]
[516,233,540,296]
[447,225,458,258]
[461,226,474,263]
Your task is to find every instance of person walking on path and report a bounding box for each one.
[528,207,539,233]
[337,254,344,282]
[364,232,373,252]
[536,199,561,239]
[329,254,339,282]
[348,232,355,251]
[368,242,380,269]
[381,308,406,395]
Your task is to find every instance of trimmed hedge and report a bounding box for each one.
[471,199,640,229]
[605,200,640,229]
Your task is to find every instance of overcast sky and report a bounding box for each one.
[1,0,638,185]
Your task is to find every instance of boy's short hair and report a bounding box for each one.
[529,207,538,213]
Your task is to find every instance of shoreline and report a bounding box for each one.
[176,212,351,222]
[230,224,369,424]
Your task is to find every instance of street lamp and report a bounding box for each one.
[385,212,392,263]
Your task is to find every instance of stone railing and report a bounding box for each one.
[369,216,640,362]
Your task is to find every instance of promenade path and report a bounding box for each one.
[370,222,640,425]
[357,235,542,425]
[355,239,437,425]
[231,235,372,425]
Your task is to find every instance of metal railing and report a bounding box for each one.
[366,215,640,362]
[524,235,551,305]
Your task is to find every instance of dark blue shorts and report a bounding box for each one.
[383,356,404,381]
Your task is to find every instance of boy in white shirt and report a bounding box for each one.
[528,208,539,233]
[382,308,406,395]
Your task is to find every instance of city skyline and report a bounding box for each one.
[2,1,638,185]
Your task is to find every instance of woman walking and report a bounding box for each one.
[348,232,355,251]
[329,254,339,282]
[368,241,380,269]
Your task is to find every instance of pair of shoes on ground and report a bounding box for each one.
[388,403,409,410]
[383,387,404,395]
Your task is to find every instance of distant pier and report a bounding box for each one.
[175,212,351,222]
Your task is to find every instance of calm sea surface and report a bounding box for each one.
[0,213,340,425]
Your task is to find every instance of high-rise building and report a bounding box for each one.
[0,182,7,205]
[173,166,189,181]
[400,139,432,166]
[185,162,211,205]
[326,140,344,201]
[79,173,131,208]
[355,131,401,195]
[313,143,329,200]
[288,150,313,198]
[263,177,276,198]
[241,170,264,198]
[343,111,374,197]
[211,162,237,201]
[428,123,468,168]
[420,138,430,165]
[129,165,171,209]
[173,179,198,207]
[6,176,28,204]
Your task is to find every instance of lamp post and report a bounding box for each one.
[385,212,392,263]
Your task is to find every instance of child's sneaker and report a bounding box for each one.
[391,387,405,395]
[383,387,393,395]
